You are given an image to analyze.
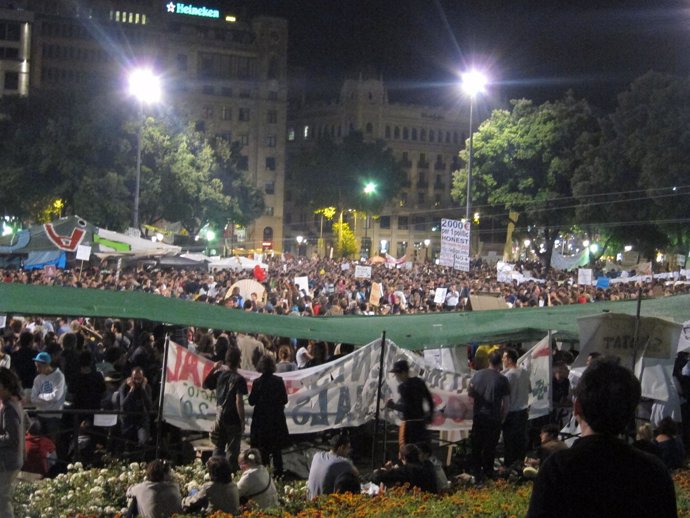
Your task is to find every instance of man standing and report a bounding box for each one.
[118,367,153,457]
[468,350,510,483]
[203,348,247,473]
[527,359,677,518]
[501,347,531,470]
[386,359,435,449]
[30,352,66,449]
[307,433,358,499]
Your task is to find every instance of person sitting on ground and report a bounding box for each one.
[654,417,686,470]
[416,441,449,491]
[125,459,182,518]
[523,423,568,478]
[372,443,438,493]
[307,433,359,499]
[237,448,278,509]
[333,471,361,494]
[182,456,239,515]
[527,359,677,518]
[23,419,57,478]
[633,422,661,458]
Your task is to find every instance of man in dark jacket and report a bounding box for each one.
[527,359,677,518]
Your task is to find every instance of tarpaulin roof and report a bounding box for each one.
[0,283,688,350]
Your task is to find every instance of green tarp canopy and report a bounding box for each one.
[1,283,688,350]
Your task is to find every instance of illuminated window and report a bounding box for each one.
[287,127,295,141]
[142,15,147,25]
[303,125,310,140]
[115,10,120,22]
[135,13,140,24]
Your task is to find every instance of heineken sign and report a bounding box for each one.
[165,2,220,19]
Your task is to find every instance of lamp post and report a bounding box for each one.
[461,70,487,222]
[128,67,162,231]
[296,235,304,256]
[424,238,431,262]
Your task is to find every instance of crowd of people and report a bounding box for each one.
[0,256,688,517]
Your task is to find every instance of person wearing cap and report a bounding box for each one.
[307,433,358,499]
[30,351,66,452]
[385,359,435,450]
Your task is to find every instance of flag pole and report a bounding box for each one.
[371,331,387,471]
[155,333,171,458]
[631,287,643,372]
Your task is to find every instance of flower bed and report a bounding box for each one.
[12,461,690,517]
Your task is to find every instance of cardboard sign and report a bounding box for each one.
[354,265,372,279]
[76,245,92,261]
[577,268,593,286]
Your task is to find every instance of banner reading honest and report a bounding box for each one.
[439,218,470,271]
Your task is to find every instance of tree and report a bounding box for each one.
[0,88,263,234]
[291,132,406,216]
[573,72,690,258]
[332,221,357,258]
[451,93,599,267]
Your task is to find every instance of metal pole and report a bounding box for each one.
[371,332,387,471]
[465,99,475,222]
[631,287,644,371]
[133,103,143,230]
[155,333,170,458]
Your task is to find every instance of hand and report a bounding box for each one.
[213,361,223,371]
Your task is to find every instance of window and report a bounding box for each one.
[453,131,459,144]
[202,105,213,118]
[429,130,435,142]
[239,89,251,98]
[446,132,451,143]
[265,181,275,195]
[303,125,311,140]
[366,122,373,133]
[239,134,249,145]
[221,87,233,97]
[265,135,277,147]
[287,127,295,141]
[267,110,278,124]
[417,192,425,205]
[202,85,214,95]
[397,242,407,258]
[379,216,391,229]
[267,56,279,79]
[414,216,426,230]
[411,128,417,141]
[385,125,391,138]
[420,129,426,141]
[400,191,408,207]
[237,156,249,170]
[398,216,409,230]
[265,157,276,170]
[394,126,400,139]
[3,71,18,91]
[403,127,409,140]
[239,108,250,121]
[220,106,231,121]
[265,207,274,216]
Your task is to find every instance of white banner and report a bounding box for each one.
[439,218,470,272]
[354,265,372,279]
[163,340,474,434]
[575,313,681,401]
[518,336,552,420]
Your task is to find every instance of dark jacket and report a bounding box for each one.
[248,373,289,448]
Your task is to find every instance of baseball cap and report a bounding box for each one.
[390,359,410,373]
[33,352,52,364]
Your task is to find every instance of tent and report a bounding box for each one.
[0,216,181,261]
[207,256,268,272]
[1,283,688,350]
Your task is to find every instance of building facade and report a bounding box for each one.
[285,76,470,260]
[10,0,288,251]
[0,3,31,97]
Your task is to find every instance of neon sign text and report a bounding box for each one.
[165,2,220,19]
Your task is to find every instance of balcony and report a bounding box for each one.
[401,159,412,168]
[434,162,446,171]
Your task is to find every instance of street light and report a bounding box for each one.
[424,238,431,262]
[128,67,162,231]
[461,70,488,222]
[296,235,304,256]
[363,181,376,241]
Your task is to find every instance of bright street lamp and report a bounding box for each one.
[424,238,431,262]
[461,69,488,222]
[128,67,162,231]
[296,235,304,256]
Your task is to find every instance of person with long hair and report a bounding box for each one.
[0,367,25,518]
[125,459,182,518]
[248,355,289,476]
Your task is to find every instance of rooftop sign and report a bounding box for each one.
[165,2,220,19]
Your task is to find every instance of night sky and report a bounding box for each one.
[229,0,690,110]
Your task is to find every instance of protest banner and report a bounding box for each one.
[354,265,372,279]
[163,339,474,434]
[518,335,552,420]
[577,268,592,286]
[439,218,470,272]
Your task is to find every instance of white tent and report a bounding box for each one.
[93,228,181,258]
[207,256,268,272]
